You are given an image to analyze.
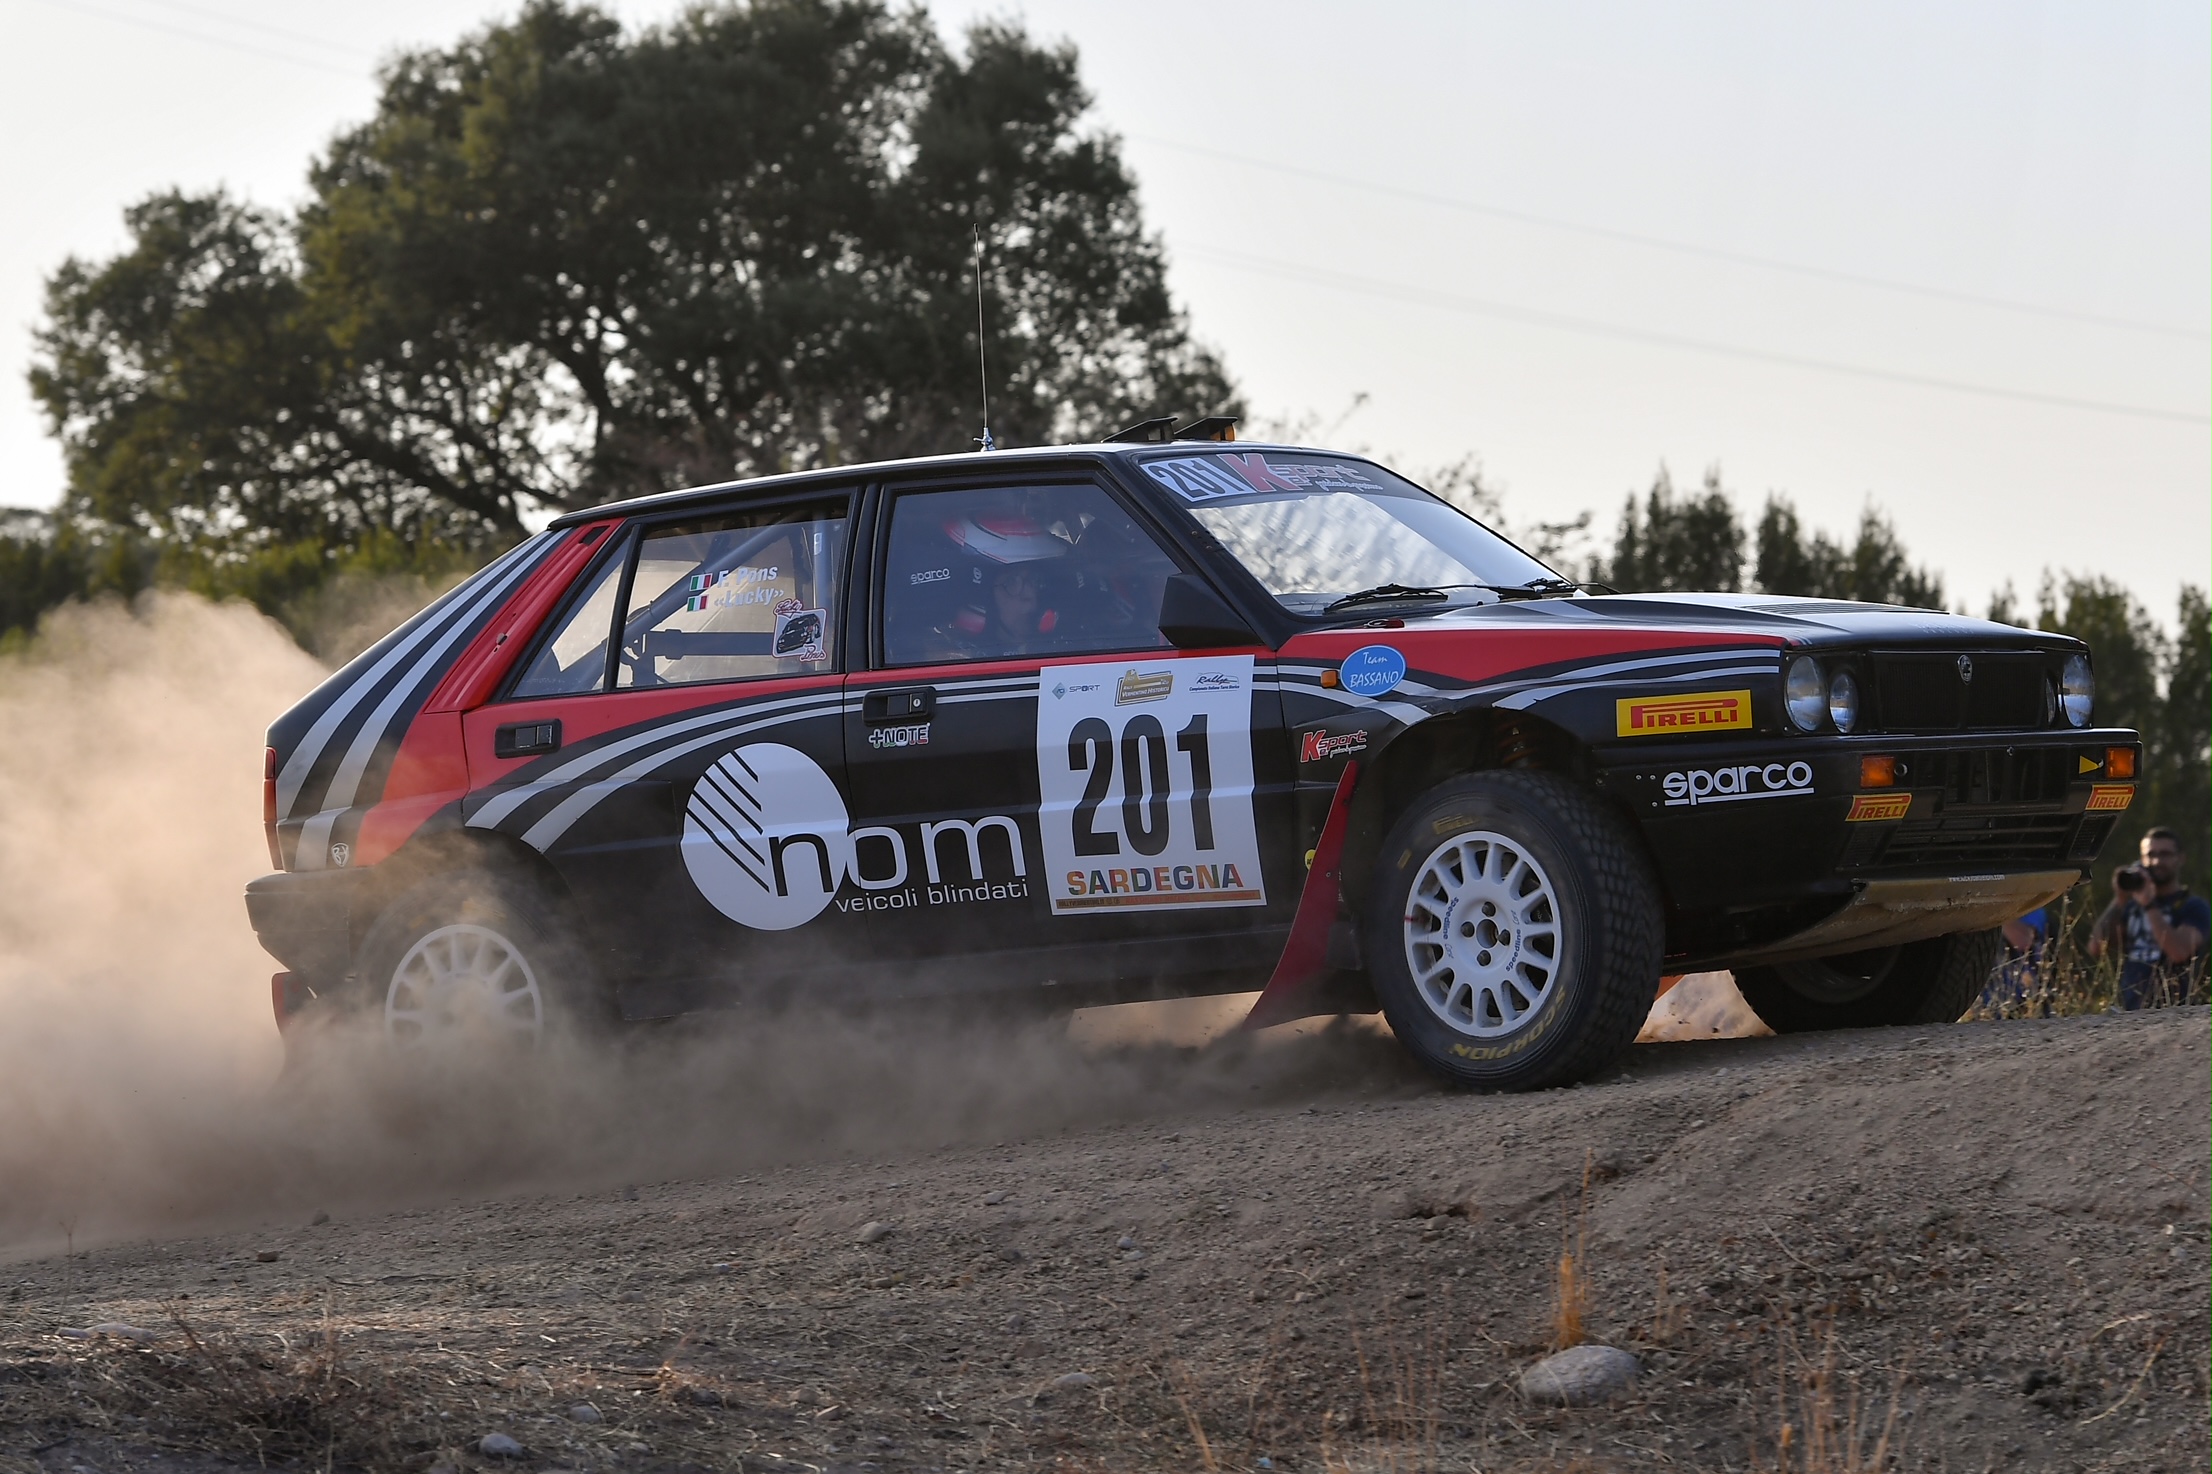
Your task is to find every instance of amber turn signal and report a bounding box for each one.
[1859,755,1898,788]
[2106,746,2137,779]
[1320,669,1341,689]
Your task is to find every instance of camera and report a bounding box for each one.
[2116,863,2151,891]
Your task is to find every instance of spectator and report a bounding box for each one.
[1979,905,2049,1016]
[2088,827,2209,1009]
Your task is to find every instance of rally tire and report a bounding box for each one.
[1732,928,1999,1034]
[352,872,607,1052]
[1364,770,1664,1091]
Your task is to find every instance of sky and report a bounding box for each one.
[1,0,2204,619]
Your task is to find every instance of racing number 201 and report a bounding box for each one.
[1069,714,1213,857]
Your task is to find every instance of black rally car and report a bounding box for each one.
[247,429,2138,1089]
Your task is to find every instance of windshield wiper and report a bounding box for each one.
[1322,578,1587,613]
[1323,582,1456,612]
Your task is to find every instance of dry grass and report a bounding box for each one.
[14,1298,440,1471]
[1966,893,2209,1020]
[1549,1150,1597,1352]
[1754,1317,1907,1474]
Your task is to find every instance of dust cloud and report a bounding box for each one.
[0,593,1414,1257]
[0,594,322,1248]
[0,592,1753,1261]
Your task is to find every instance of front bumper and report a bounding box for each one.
[1593,727,2136,966]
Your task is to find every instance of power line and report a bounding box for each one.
[1178,243,2212,427]
[135,0,371,59]
[24,0,366,79]
[1134,134,2209,344]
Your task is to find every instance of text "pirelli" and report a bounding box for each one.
[1616,689,1753,738]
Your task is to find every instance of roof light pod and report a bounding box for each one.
[1785,656,1826,732]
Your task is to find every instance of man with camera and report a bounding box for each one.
[2088,827,2209,1010]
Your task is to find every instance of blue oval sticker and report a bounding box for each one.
[1339,645,1408,698]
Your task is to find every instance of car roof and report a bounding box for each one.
[545,440,1356,527]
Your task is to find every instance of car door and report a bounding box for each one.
[841,472,1295,988]
[461,492,857,1012]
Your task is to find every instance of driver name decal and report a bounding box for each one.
[1036,655,1266,913]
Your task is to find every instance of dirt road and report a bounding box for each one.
[3,1006,2205,1473]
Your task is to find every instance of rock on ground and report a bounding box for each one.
[1519,1343,1640,1405]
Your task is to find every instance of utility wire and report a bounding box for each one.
[1135,134,2209,344]
[1179,242,2211,427]
[133,0,371,58]
[23,0,367,78]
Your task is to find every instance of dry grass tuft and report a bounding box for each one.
[1755,1315,1907,1474]
[1550,1149,1596,1352]
[18,1296,443,1471]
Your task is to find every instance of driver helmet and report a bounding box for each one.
[944,513,1067,638]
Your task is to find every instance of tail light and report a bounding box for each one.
[263,747,282,868]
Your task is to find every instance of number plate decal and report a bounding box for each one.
[1037,655,1267,914]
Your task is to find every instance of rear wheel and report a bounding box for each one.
[1365,771,1663,1091]
[1732,929,1997,1034]
[352,873,604,1052]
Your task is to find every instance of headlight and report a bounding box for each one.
[1827,668,1861,734]
[2060,652,2093,727]
[1785,656,1826,731]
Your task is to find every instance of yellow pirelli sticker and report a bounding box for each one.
[2085,784,2134,812]
[1616,689,1753,738]
[1846,793,1913,822]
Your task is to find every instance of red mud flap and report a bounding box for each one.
[1243,762,1359,1032]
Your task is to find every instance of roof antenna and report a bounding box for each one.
[972,225,995,452]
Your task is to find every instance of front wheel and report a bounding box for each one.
[1365,771,1664,1091]
[1732,930,1998,1034]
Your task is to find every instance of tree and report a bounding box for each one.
[1753,496,1942,607]
[31,0,1233,559]
[1597,466,1743,593]
[2037,574,2167,743]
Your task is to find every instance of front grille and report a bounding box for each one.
[1877,813,2078,869]
[1915,746,2072,806]
[1872,652,2046,731]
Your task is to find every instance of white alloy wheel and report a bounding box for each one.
[1402,830,1563,1037]
[383,922,547,1048]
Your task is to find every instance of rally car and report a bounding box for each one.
[247,424,2138,1090]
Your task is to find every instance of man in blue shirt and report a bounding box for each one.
[2088,827,2209,1010]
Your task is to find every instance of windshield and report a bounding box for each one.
[1140,451,1560,616]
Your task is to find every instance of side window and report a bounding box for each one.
[617,502,848,688]
[510,536,629,698]
[882,483,1179,666]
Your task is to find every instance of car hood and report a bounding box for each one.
[1349,592,2078,652]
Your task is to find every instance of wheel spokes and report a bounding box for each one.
[1401,829,1566,1040]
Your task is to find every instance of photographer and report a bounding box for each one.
[2088,827,2209,1009]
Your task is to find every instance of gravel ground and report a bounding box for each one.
[3,1005,2204,1474]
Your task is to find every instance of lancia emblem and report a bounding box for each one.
[1956,655,1974,684]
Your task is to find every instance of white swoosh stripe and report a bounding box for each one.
[278,534,549,816]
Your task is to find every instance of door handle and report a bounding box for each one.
[494,719,562,758]
[863,687,936,723]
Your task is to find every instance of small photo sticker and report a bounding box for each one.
[772,606,827,662]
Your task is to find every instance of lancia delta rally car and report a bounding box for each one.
[247,424,2140,1090]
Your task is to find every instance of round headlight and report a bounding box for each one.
[1827,667,1861,734]
[1785,656,1826,731]
[2060,652,2094,727]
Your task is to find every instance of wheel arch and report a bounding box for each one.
[351,821,575,966]
[1340,704,1665,919]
